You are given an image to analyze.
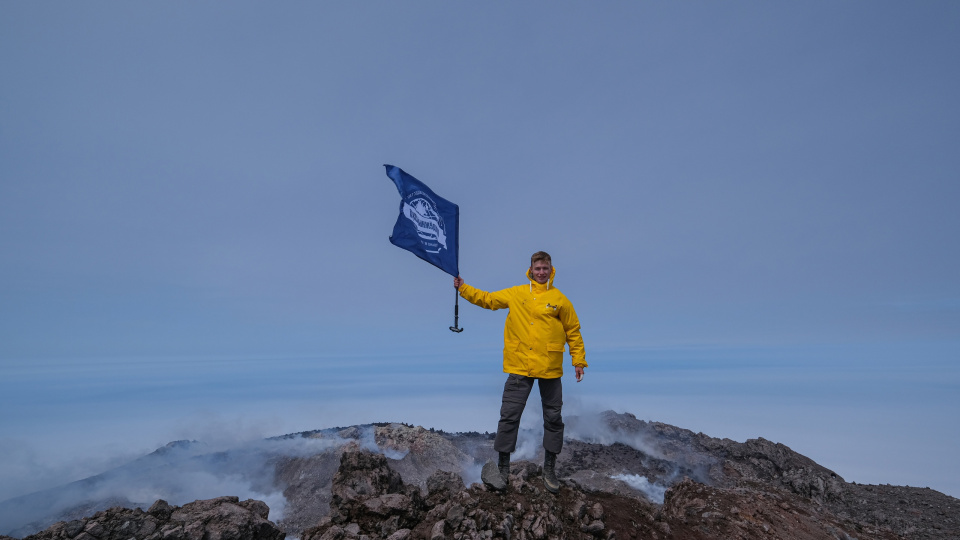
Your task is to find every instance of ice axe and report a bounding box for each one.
[450,289,464,333]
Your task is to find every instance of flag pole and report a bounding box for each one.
[449,289,464,333]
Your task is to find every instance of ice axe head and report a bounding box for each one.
[449,325,463,333]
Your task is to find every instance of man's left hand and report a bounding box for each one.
[575,366,584,382]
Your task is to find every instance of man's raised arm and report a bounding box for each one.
[455,278,511,311]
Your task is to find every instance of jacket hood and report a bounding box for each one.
[526,265,556,291]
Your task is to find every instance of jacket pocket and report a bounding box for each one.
[546,345,565,374]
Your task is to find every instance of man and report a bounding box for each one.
[453,251,586,493]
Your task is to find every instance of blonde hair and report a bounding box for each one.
[530,251,552,266]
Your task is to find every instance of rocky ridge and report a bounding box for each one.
[2,411,957,540]
[298,447,938,540]
[0,497,283,540]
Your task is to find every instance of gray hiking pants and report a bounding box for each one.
[494,374,564,455]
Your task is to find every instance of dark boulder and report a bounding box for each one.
[17,497,283,540]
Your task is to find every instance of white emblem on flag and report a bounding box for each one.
[402,195,447,253]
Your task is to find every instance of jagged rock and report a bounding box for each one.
[15,497,282,540]
[374,424,471,490]
[303,450,425,540]
[5,412,959,540]
[428,520,446,540]
[147,500,173,520]
[658,477,897,539]
[589,502,604,521]
[384,530,410,540]
[480,461,506,491]
[272,437,347,535]
[425,470,465,505]
[302,423,957,539]
[333,451,405,503]
[580,520,605,535]
[444,504,464,526]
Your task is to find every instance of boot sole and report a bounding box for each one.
[543,474,559,493]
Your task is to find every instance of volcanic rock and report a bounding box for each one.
[7,497,282,540]
[300,448,913,540]
[373,424,473,490]
[4,412,959,540]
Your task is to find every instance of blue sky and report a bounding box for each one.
[1,1,958,504]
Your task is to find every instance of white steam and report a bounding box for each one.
[3,403,692,537]
[0,432,356,536]
[513,427,542,461]
[460,460,484,488]
[564,407,666,460]
[610,473,668,504]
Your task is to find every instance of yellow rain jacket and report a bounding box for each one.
[458,266,586,379]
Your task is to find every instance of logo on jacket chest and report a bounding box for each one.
[525,298,559,314]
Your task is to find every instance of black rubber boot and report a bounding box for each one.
[543,451,560,493]
[498,452,511,486]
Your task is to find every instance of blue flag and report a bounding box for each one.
[385,164,459,277]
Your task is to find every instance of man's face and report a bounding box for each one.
[530,260,552,284]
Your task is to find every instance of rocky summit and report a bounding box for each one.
[1,411,957,540]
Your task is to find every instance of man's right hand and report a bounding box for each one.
[454,276,464,289]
